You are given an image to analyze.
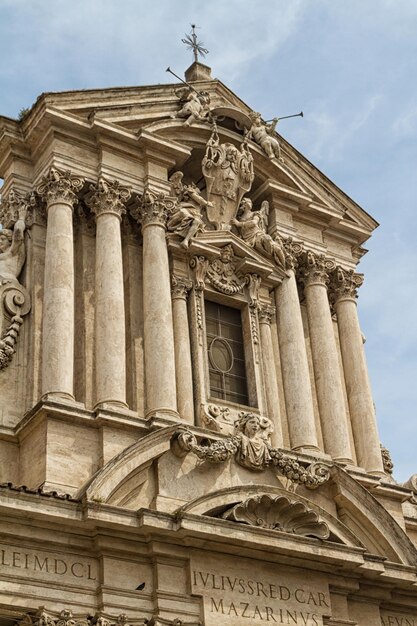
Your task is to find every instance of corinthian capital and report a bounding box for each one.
[36,167,84,207]
[300,250,336,287]
[86,178,131,220]
[282,237,303,271]
[258,304,275,325]
[133,186,174,229]
[330,266,364,301]
[171,275,193,299]
[0,188,37,227]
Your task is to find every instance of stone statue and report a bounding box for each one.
[233,199,285,269]
[171,86,211,127]
[202,123,254,229]
[167,171,212,248]
[0,207,26,284]
[247,111,283,161]
[233,412,274,471]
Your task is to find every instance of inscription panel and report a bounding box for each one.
[0,542,98,587]
[381,612,417,626]
[191,553,330,626]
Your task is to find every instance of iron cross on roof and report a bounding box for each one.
[181,24,209,63]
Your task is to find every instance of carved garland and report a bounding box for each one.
[171,427,331,490]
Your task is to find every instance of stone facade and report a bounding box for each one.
[0,60,417,626]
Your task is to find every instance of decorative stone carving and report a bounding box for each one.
[134,187,175,229]
[36,167,84,206]
[85,178,131,220]
[233,199,285,269]
[202,123,254,229]
[171,85,211,127]
[245,273,261,306]
[330,266,364,301]
[167,171,209,247]
[200,403,233,432]
[282,236,304,271]
[145,619,184,626]
[380,444,394,475]
[190,246,247,295]
[0,188,38,228]
[206,245,246,294]
[299,250,336,287]
[221,494,330,539]
[22,610,134,626]
[258,304,275,325]
[171,415,331,489]
[0,191,31,370]
[247,111,283,161]
[171,275,193,299]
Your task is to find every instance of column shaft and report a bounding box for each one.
[172,277,194,423]
[275,270,319,451]
[336,295,384,474]
[86,179,131,409]
[37,168,84,400]
[303,255,352,463]
[259,306,283,447]
[141,190,177,417]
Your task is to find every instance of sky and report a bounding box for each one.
[0,0,416,482]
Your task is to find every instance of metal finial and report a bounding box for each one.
[181,24,209,63]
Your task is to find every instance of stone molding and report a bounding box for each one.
[221,494,330,539]
[85,178,131,220]
[36,167,84,207]
[19,609,195,626]
[171,275,193,300]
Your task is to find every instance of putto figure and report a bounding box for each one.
[247,111,283,161]
[233,199,285,269]
[171,86,211,127]
[167,171,212,248]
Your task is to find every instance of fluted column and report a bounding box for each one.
[301,252,353,463]
[172,275,194,423]
[258,304,283,447]
[140,189,177,418]
[332,268,384,474]
[37,167,84,400]
[86,179,131,409]
[275,242,319,451]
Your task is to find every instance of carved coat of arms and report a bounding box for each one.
[202,124,254,230]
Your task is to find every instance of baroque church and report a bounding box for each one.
[0,42,417,626]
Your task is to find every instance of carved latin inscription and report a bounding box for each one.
[191,554,330,626]
[0,544,98,585]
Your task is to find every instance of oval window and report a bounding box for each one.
[209,337,233,373]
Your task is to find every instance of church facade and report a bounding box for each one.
[0,59,416,626]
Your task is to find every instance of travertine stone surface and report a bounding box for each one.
[302,253,353,463]
[333,268,384,474]
[37,168,84,400]
[86,178,131,409]
[171,275,194,423]
[258,304,282,447]
[275,270,319,452]
[140,189,177,418]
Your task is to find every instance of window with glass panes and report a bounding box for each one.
[205,300,249,405]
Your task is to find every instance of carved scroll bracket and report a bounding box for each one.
[0,283,31,370]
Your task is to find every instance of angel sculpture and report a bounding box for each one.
[171,86,211,127]
[233,198,285,269]
[0,204,27,284]
[247,111,283,161]
[167,171,212,248]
